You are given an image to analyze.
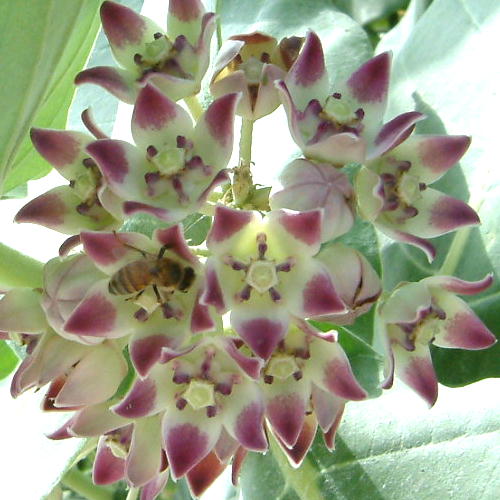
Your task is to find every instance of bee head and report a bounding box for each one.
[178,266,195,292]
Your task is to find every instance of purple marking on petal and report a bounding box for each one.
[291,31,325,87]
[279,414,317,466]
[323,359,366,401]
[388,228,436,262]
[141,470,170,500]
[347,52,391,103]
[279,210,321,246]
[100,1,145,48]
[75,66,134,103]
[322,404,344,451]
[208,206,253,244]
[444,312,496,349]
[134,85,178,130]
[373,112,425,157]
[267,393,306,447]
[191,296,215,333]
[93,442,126,485]
[234,402,267,451]
[201,262,226,312]
[30,128,80,167]
[64,293,116,336]
[186,452,226,498]
[222,338,263,379]
[46,418,75,440]
[113,378,156,418]
[204,93,239,147]
[303,273,345,316]
[15,193,65,226]
[123,201,172,220]
[81,231,128,265]
[196,169,230,205]
[231,447,247,486]
[130,334,173,377]
[166,424,210,478]
[237,317,287,360]
[428,274,493,295]
[169,0,202,21]
[155,225,197,265]
[160,344,197,364]
[87,140,129,184]
[404,356,438,407]
[419,135,471,173]
[429,197,479,231]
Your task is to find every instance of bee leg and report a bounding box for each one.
[112,231,148,258]
[157,244,171,260]
[125,289,145,302]
[152,284,163,303]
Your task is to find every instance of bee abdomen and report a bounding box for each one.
[109,261,151,295]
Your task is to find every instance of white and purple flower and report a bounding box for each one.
[75,0,215,103]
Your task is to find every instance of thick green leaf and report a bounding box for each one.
[241,379,500,499]
[0,243,43,289]
[0,0,102,195]
[332,0,409,25]
[184,213,212,246]
[68,0,145,134]
[376,0,431,56]
[375,0,500,386]
[217,0,372,84]
[0,341,19,381]
[0,183,28,200]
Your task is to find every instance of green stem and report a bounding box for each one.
[239,118,254,168]
[437,226,473,276]
[61,468,113,500]
[126,487,139,500]
[192,247,211,257]
[232,119,254,207]
[215,0,223,50]
[0,243,43,288]
[269,435,324,500]
[184,95,203,121]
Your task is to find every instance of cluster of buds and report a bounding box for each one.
[1,2,495,499]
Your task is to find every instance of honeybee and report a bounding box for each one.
[108,244,195,304]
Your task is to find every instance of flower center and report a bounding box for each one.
[266,354,300,380]
[379,161,427,220]
[246,260,278,293]
[143,36,172,65]
[398,172,423,206]
[223,233,295,302]
[323,95,358,125]
[151,146,186,177]
[397,302,446,350]
[240,56,265,85]
[183,379,215,410]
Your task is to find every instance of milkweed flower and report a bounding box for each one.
[86,85,238,223]
[75,0,215,103]
[15,125,122,235]
[62,226,213,376]
[356,135,479,260]
[276,31,423,166]
[376,274,496,406]
[262,323,366,463]
[270,159,355,241]
[111,337,267,479]
[211,32,303,120]
[202,205,346,359]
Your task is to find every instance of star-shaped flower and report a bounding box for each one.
[75,0,215,103]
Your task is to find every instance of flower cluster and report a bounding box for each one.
[1,2,496,499]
